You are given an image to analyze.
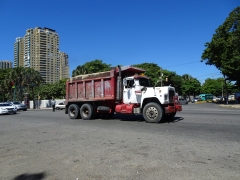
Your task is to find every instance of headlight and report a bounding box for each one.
[0,108,7,110]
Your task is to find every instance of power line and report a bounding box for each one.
[196,73,222,78]
[162,61,200,68]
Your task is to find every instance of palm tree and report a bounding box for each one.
[24,68,43,108]
[0,69,12,101]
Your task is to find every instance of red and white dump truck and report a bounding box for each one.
[64,66,182,123]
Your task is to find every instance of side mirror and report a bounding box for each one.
[141,87,147,91]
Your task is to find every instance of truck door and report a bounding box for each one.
[123,78,138,104]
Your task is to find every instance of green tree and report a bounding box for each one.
[133,63,183,93]
[0,69,12,101]
[24,68,43,108]
[36,78,67,99]
[0,67,43,101]
[8,67,26,101]
[161,69,182,94]
[181,74,201,98]
[72,59,111,77]
[133,63,162,85]
[201,7,240,86]
[72,65,88,77]
[201,78,237,96]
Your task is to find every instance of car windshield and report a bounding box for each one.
[13,102,21,104]
[0,103,11,106]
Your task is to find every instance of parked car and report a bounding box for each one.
[228,95,235,100]
[55,102,65,110]
[8,101,27,111]
[192,98,199,103]
[0,102,17,114]
[212,97,217,102]
[179,99,188,105]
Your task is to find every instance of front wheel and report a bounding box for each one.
[143,102,163,123]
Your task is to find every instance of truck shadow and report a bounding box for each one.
[12,172,46,180]
[100,114,183,123]
[165,117,184,123]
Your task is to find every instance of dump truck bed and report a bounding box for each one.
[65,69,116,102]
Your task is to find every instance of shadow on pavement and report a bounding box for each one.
[99,114,184,124]
[12,172,47,180]
[165,116,184,123]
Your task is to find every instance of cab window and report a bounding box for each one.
[125,79,134,88]
[139,78,151,87]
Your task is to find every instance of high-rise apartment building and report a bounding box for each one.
[59,52,70,79]
[14,37,24,67]
[0,60,13,69]
[14,27,70,84]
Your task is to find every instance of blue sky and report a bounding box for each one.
[0,0,239,83]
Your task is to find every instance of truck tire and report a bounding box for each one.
[143,102,163,123]
[68,104,80,119]
[80,103,93,120]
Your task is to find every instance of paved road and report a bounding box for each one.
[0,103,240,180]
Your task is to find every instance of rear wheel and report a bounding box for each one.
[68,104,80,119]
[143,102,163,123]
[80,104,94,120]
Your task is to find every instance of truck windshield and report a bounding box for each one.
[139,78,151,87]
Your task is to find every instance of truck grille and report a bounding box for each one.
[169,89,175,103]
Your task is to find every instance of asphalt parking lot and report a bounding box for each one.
[0,102,240,180]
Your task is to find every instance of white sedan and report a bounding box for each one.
[0,103,17,114]
[55,102,65,110]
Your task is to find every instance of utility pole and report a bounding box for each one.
[222,82,223,97]
[223,74,228,104]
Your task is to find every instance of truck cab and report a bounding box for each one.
[123,75,151,104]
[123,75,176,106]
[117,73,181,123]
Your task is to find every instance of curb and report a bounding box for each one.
[27,108,52,110]
[195,101,207,104]
[219,104,240,108]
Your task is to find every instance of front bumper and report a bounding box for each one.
[0,110,9,114]
[165,104,182,114]
[6,108,17,114]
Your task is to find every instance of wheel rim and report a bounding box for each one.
[146,107,158,121]
[82,107,89,118]
[69,107,76,117]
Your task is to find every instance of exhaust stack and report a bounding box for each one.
[116,65,122,102]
